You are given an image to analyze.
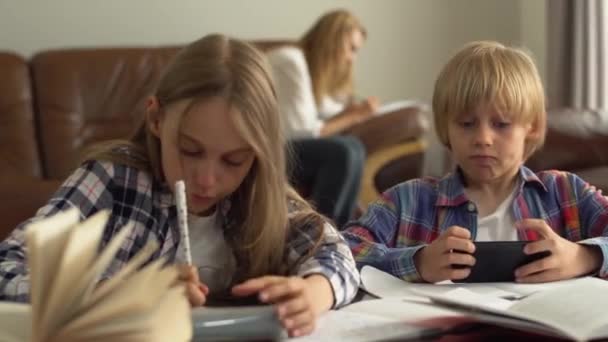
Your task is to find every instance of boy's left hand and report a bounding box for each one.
[231,275,332,337]
[515,219,603,282]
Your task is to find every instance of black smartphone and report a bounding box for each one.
[453,241,551,283]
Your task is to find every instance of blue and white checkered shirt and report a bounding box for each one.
[0,160,359,307]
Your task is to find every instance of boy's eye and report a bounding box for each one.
[494,121,511,129]
[459,121,475,128]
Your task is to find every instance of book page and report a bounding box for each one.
[427,288,515,311]
[25,208,80,339]
[56,259,177,337]
[507,277,608,341]
[289,310,433,342]
[75,223,139,305]
[489,278,585,297]
[84,240,158,308]
[55,286,190,342]
[374,100,430,116]
[360,266,522,301]
[0,302,31,342]
[40,211,110,335]
[340,298,463,322]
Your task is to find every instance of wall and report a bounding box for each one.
[0,0,544,102]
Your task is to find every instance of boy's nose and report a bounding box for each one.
[474,126,493,146]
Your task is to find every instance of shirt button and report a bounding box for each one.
[467,202,476,212]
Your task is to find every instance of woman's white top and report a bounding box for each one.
[175,210,237,293]
[267,46,345,139]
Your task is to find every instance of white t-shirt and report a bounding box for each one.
[175,210,237,293]
[318,95,346,119]
[474,184,520,241]
[267,46,346,138]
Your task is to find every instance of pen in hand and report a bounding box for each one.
[175,180,208,305]
[175,180,192,265]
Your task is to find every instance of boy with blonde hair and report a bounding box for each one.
[343,41,608,283]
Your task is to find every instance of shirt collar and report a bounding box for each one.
[434,165,547,208]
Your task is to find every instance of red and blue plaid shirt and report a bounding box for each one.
[343,167,608,281]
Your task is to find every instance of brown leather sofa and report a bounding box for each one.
[526,109,608,190]
[0,42,428,239]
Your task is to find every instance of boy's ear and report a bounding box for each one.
[146,96,162,138]
[526,113,546,140]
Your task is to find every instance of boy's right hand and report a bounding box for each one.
[176,264,209,307]
[414,226,476,283]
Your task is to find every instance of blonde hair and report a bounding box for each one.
[299,9,366,106]
[85,34,324,279]
[432,41,547,159]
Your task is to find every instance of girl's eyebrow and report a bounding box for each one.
[179,133,252,155]
[225,147,253,156]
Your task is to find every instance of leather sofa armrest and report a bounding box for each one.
[344,107,430,155]
[0,178,62,240]
[359,138,427,205]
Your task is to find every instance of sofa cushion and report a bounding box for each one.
[0,52,42,178]
[31,47,181,179]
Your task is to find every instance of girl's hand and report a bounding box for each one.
[414,226,476,283]
[515,219,602,282]
[231,275,333,337]
[176,264,209,307]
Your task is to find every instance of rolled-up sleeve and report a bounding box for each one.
[290,221,360,308]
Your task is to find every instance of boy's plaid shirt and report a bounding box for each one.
[0,160,359,306]
[343,167,608,281]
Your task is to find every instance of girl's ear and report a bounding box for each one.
[146,96,162,138]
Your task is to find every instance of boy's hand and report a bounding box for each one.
[176,264,209,307]
[515,219,603,282]
[414,226,476,283]
[231,275,332,337]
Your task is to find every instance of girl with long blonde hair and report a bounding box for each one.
[0,34,359,337]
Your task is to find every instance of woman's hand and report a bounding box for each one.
[360,96,379,113]
[515,219,602,282]
[414,226,476,283]
[232,275,333,337]
[176,264,209,307]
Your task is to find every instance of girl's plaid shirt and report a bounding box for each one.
[0,160,360,306]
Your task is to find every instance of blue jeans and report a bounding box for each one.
[288,136,365,229]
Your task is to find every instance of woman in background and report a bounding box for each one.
[269,10,426,226]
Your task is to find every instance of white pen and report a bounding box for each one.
[175,180,193,265]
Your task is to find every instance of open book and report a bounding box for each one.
[0,209,192,342]
[360,266,608,341]
[423,278,608,341]
[374,99,430,116]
